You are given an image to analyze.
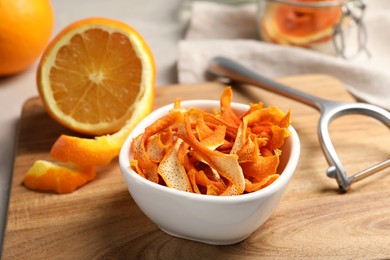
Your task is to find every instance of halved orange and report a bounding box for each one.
[37,17,155,136]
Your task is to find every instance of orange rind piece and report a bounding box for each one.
[146,128,173,163]
[241,149,281,183]
[245,174,279,193]
[50,106,153,166]
[199,124,227,151]
[181,114,245,195]
[50,134,122,166]
[130,111,184,183]
[220,87,241,127]
[196,170,224,196]
[23,160,96,194]
[131,134,159,183]
[158,139,193,192]
[266,125,291,152]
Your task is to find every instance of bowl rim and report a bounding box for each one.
[119,100,300,203]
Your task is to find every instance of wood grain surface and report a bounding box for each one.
[3,75,390,259]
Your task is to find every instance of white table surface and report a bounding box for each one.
[0,0,185,251]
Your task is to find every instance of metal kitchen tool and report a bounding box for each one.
[206,56,390,191]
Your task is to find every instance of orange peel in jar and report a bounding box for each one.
[261,0,342,47]
[130,87,292,196]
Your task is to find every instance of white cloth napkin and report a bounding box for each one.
[177,1,390,110]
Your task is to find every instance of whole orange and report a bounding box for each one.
[0,0,54,76]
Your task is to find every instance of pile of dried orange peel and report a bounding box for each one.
[130,87,291,196]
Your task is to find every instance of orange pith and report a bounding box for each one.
[37,17,155,136]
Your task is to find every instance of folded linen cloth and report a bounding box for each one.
[177,1,390,110]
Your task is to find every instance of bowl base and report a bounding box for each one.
[159,227,251,245]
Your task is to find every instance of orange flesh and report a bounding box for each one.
[50,28,142,126]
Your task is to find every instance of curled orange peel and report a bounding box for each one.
[146,129,173,163]
[220,87,241,127]
[245,174,279,193]
[158,139,193,192]
[131,134,159,183]
[199,124,227,151]
[181,114,245,195]
[50,134,122,166]
[23,160,96,194]
[50,102,156,167]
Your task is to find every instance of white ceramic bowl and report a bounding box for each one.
[119,100,300,245]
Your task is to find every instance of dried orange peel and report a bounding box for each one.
[261,0,342,47]
[130,87,291,196]
[23,160,96,194]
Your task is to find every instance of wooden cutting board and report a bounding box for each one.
[3,75,390,259]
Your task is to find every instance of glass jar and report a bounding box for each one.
[257,0,369,59]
